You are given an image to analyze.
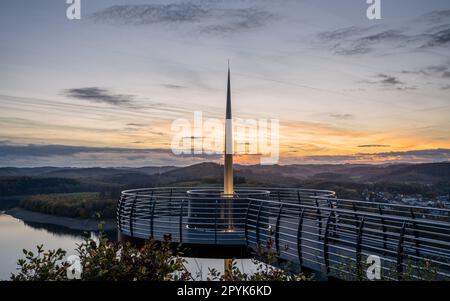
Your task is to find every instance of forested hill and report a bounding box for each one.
[0,162,449,199]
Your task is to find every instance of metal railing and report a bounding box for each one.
[117,187,450,280]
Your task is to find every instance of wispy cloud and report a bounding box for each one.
[362,74,416,90]
[318,11,450,56]
[161,84,186,89]
[284,149,450,164]
[0,143,220,167]
[417,10,450,24]
[90,2,275,34]
[402,62,450,78]
[63,87,136,107]
[0,143,448,167]
[357,144,390,148]
[318,27,414,56]
[329,113,354,120]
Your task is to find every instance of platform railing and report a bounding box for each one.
[117,187,450,280]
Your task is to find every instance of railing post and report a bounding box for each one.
[117,196,124,232]
[297,208,305,267]
[397,222,407,281]
[352,203,359,232]
[297,190,301,206]
[214,200,218,245]
[315,197,322,237]
[179,199,184,243]
[356,217,365,281]
[327,198,336,237]
[150,193,156,239]
[275,204,283,254]
[167,188,173,217]
[378,205,387,256]
[256,202,264,245]
[244,199,252,245]
[410,209,419,257]
[323,212,332,277]
[129,195,138,237]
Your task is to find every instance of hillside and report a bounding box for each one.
[0,162,448,201]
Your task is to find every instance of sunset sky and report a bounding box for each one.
[0,0,449,167]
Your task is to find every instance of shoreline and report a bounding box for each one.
[5,207,116,231]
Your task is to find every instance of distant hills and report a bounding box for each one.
[0,162,448,200]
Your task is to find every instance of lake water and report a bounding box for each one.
[0,212,257,280]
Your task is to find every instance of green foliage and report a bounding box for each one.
[19,192,116,219]
[76,236,190,281]
[11,245,69,281]
[11,236,191,281]
[11,232,312,281]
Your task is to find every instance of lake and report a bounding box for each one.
[0,212,257,280]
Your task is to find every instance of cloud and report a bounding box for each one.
[417,10,450,24]
[441,84,450,90]
[91,3,209,25]
[318,27,413,56]
[0,143,221,167]
[357,144,390,148]
[317,12,450,56]
[401,61,450,82]
[362,74,416,90]
[90,3,275,34]
[0,143,448,167]
[424,27,450,48]
[63,87,135,106]
[317,26,374,41]
[329,113,354,120]
[377,73,403,86]
[126,123,147,127]
[161,84,186,89]
[200,7,274,34]
[284,149,450,164]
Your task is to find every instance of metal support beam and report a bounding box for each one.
[397,222,407,281]
[323,212,332,276]
[256,202,264,245]
[179,199,185,243]
[275,204,283,254]
[378,205,387,256]
[244,200,252,245]
[297,208,305,267]
[129,195,137,237]
[150,193,156,239]
[356,217,365,281]
[117,196,124,232]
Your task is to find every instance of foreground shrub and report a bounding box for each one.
[11,235,190,281]
[11,232,310,281]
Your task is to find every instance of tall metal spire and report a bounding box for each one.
[224,61,233,195]
[226,60,232,119]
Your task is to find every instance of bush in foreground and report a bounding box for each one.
[11,234,310,281]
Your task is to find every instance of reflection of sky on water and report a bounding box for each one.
[0,213,112,280]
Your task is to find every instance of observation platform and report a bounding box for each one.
[117,187,450,280]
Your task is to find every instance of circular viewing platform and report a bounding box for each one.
[117,187,334,245]
[117,186,450,280]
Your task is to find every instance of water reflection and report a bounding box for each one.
[22,220,117,241]
[0,213,115,280]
